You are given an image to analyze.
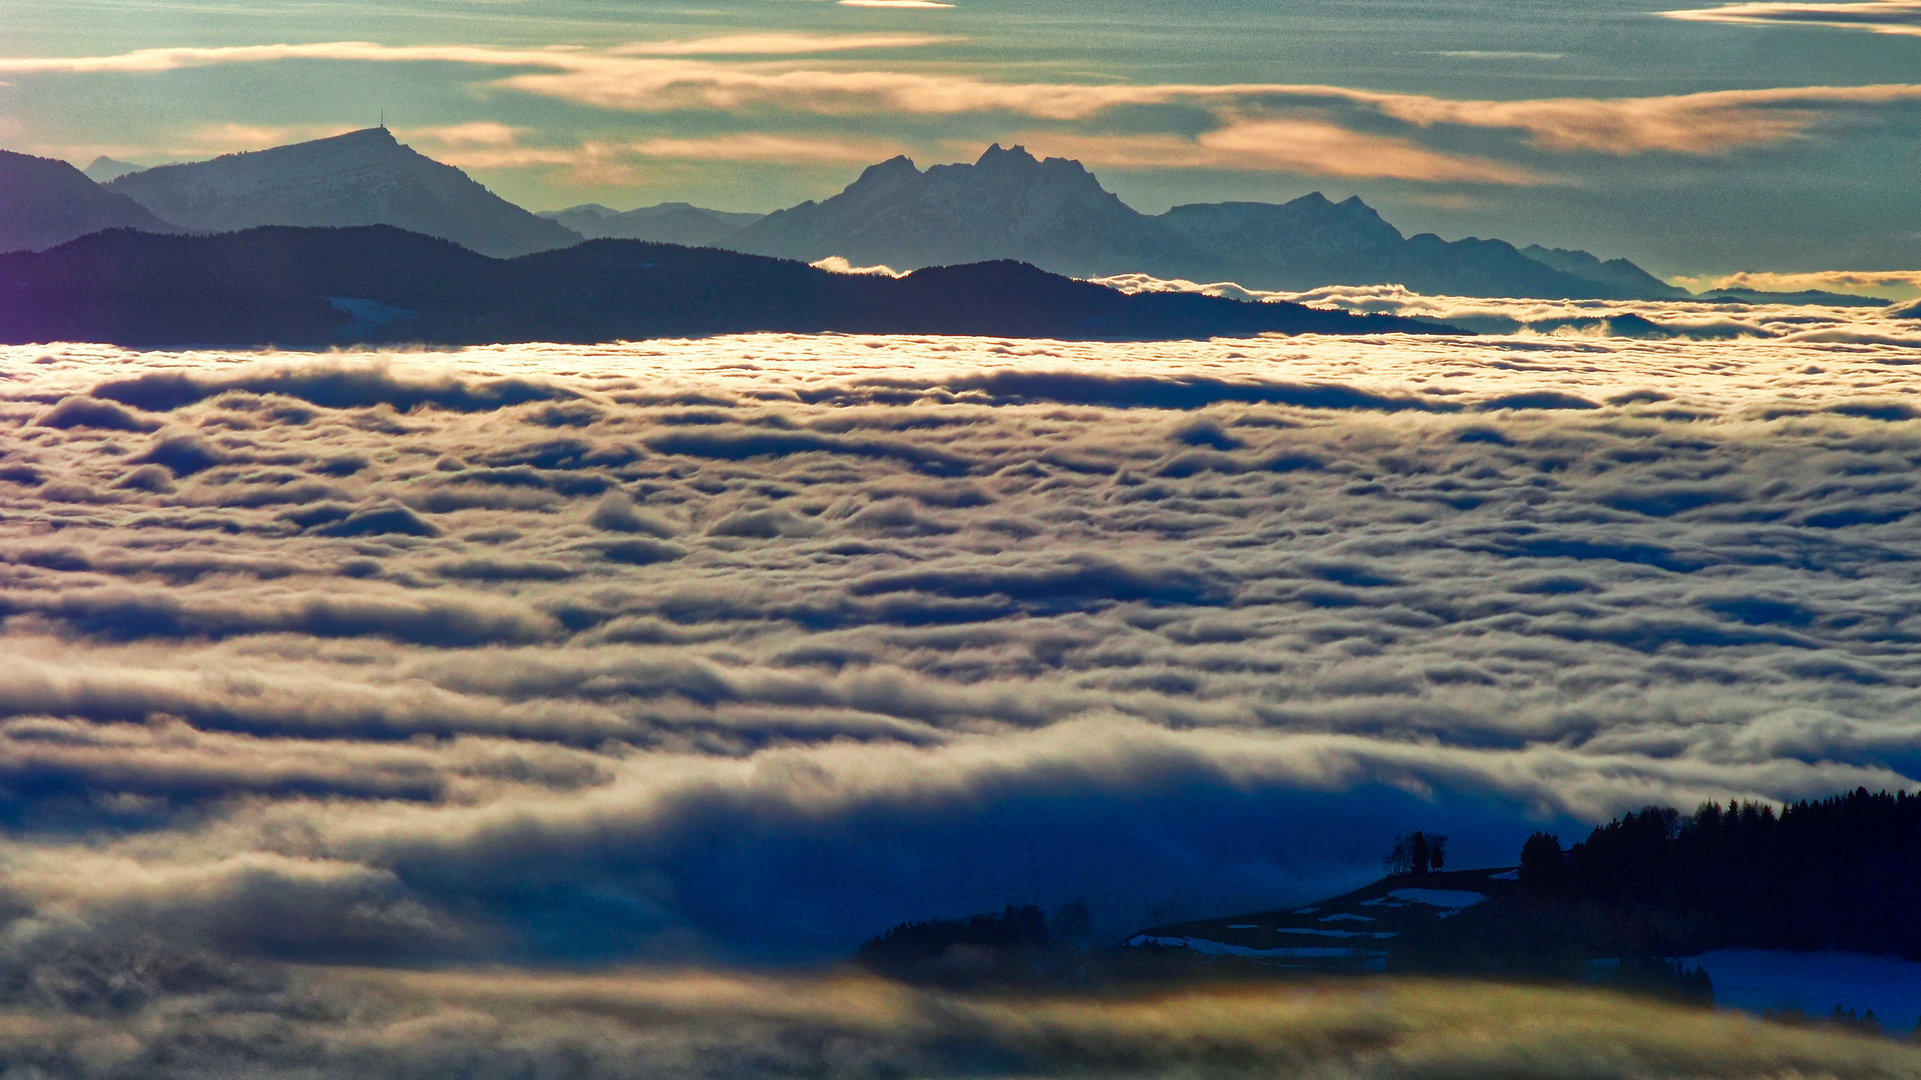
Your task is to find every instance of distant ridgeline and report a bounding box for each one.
[0,226,1449,347]
[4,131,1899,306]
[852,788,1921,997]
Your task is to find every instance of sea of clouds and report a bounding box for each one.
[3,300,1921,1075]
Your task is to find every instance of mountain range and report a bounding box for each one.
[0,128,1891,306]
[0,225,1448,347]
[101,128,580,258]
[725,145,1664,300]
[0,151,181,254]
[540,202,763,246]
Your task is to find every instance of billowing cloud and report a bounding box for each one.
[0,960,1907,1080]
[3,310,1921,968]
[1669,269,1921,301]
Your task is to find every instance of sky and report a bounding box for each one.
[1,0,1918,278]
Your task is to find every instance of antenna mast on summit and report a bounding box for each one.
[380,109,385,130]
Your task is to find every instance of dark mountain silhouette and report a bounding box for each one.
[722,145,1673,300]
[81,156,146,183]
[0,225,1453,348]
[541,202,763,245]
[0,151,180,254]
[104,128,580,258]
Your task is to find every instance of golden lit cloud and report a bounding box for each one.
[1669,269,1921,300]
[1662,0,1921,35]
[610,32,961,54]
[4,40,1918,166]
[407,127,909,184]
[1006,116,1547,184]
[1363,84,1921,153]
[174,121,357,155]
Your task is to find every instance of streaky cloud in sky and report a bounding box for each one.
[1005,117,1547,185]
[5,40,1916,159]
[1663,0,1921,35]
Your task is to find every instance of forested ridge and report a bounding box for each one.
[1506,787,1921,959]
[854,788,1921,993]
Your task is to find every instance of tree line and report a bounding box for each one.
[1512,787,1921,958]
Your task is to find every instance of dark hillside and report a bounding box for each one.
[0,226,1455,347]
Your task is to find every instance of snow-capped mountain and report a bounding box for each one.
[723,145,1675,300]
[0,150,180,253]
[105,128,580,258]
[541,202,763,246]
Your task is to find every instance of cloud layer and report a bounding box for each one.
[0,962,1910,1080]
[2,310,1921,973]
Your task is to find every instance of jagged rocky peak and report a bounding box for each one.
[973,142,1039,173]
[914,142,1126,218]
[822,155,922,212]
[973,143,1090,174]
[964,143,1104,188]
[857,155,922,182]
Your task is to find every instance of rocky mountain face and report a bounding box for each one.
[0,151,180,254]
[725,145,1180,276]
[542,202,763,246]
[105,128,580,259]
[722,146,1679,300]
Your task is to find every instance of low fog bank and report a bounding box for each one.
[1094,274,1921,346]
[1,321,1920,969]
[0,957,1915,1080]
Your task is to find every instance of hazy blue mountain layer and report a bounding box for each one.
[105,128,580,259]
[724,145,1670,300]
[80,156,146,184]
[0,151,180,254]
[541,202,764,245]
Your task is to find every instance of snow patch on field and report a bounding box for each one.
[1125,934,1382,959]
[1366,889,1487,910]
